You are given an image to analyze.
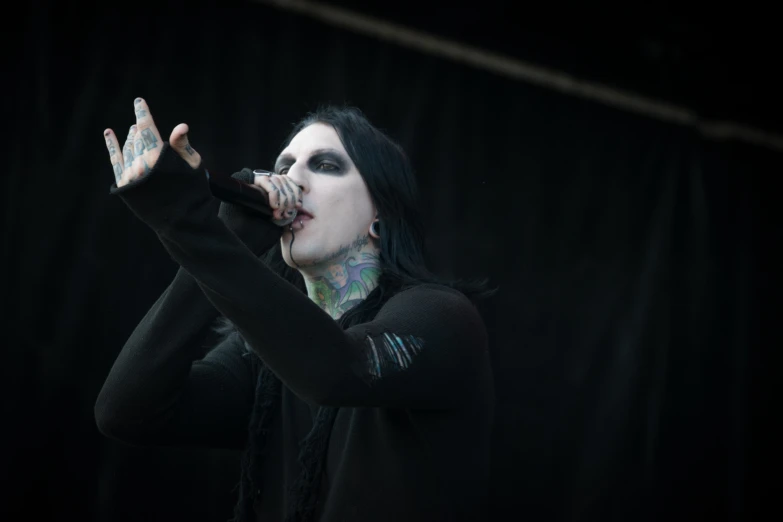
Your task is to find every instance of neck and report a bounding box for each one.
[300,234,382,320]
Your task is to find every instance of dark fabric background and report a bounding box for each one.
[5,1,778,521]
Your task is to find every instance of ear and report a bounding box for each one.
[369,219,381,239]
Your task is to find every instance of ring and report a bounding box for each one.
[252,169,274,177]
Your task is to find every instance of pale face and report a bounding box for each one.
[275,123,376,268]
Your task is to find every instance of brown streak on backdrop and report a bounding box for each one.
[4,1,777,521]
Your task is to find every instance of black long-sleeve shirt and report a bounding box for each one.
[94,145,495,521]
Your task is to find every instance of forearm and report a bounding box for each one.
[156,221,484,409]
[155,214,357,404]
[95,162,281,434]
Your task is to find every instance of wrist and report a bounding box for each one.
[111,142,212,233]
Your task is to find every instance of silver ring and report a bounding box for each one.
[252,169,274,177]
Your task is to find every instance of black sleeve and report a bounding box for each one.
[94,267,256,450]
[114,144,489,409]
[95,154,282,449]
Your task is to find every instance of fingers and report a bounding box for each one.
[169,123,201,169]
[284,177,304,208]
[280,177,303,225]
[254,175,299,220]
[104,129,124,185]
[133,97,162,156]
[274,176,304,220]
[253,175,278,217]
[121,125,136,177]
[104,98,184,187]
[132,131,151,179]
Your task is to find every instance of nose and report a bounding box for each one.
[285,164,310,194]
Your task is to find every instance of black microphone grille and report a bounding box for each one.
[231,168,256,184]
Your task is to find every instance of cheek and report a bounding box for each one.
[320,180,375,227]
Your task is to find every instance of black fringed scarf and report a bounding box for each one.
[230,344,339,522]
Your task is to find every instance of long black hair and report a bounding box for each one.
[223,105,495,522]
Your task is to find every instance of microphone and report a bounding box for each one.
[206,167,290,219]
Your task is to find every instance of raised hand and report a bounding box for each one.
[104,98,202,187]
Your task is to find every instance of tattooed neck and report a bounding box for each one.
[301,234,381,320]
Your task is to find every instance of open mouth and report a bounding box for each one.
[289,209,313,231]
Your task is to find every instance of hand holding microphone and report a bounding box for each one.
[167,118,303,226]
[207,167,303,227]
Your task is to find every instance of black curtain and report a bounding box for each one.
[5,2,777,521]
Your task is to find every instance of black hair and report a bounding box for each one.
[224,105,495,521]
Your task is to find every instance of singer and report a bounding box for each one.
[95,99,495,522]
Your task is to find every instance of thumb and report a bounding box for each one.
[169,123,202,168]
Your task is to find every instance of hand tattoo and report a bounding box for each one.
[184,143,195,156]
[123,148,133,169]
[141,128,158,150]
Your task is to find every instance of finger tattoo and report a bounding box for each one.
[135,109,147,119]
[287,180,301,204]
[113,163,122,182]
[184,143,195,156]
[141,128,158,150]
[276,183,288,208]
[123,147,133,168]
[134,139,145,157]
[281,180,294,200]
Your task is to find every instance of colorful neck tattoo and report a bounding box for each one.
[303,235,381,320]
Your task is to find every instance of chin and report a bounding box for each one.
[280,241,319,269]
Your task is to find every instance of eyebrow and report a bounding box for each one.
[274,148,346,171]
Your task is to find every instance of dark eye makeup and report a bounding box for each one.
[274,148,349,175]
[308,152,346,174]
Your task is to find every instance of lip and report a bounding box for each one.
[289,209,313,231]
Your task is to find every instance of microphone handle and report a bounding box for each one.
[205,168,273,217]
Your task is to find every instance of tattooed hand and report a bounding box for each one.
[251,172,304,224]
[103,98,202,187]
